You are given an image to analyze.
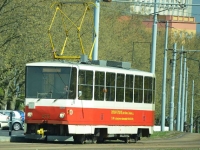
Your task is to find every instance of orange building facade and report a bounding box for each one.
[143,15,196,39]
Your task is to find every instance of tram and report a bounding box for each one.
[24,58,155,143]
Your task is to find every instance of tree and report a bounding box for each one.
[0,0,53,109]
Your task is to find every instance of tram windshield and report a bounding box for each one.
[25,66,77,99]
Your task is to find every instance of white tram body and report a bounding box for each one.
[24,60,155,143]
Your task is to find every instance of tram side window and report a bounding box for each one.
[116,73,124,102]
[134,75,143,103]
[125,74,134,102]
[144,76,153,103]
[94,71,105,101]
[106,72,115,101]
[78,70,93,100]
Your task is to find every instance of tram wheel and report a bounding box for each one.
[92,136,97,144]
[97,138,105,143]
[73,136,78,144]
[133,136,138,143]
[78,135,85,144]
[124,137,130,143]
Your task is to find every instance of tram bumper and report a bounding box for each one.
[25,133,46,140]
[46,135,74,142]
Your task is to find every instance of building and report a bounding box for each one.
[130,0,192,17]
[128,0,196,37]
[143,15,196,38]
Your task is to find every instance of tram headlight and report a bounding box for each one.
[27,112,33,118]
[67,109,73,115]
[59,112,65,118]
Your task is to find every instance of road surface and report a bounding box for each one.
[0,132,200,150]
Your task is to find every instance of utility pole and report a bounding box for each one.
[107,1,200,74]
[105,1,200,132]
[176,46,183,131]
[175,50,200,132]
[150,0,158,74]
[180,51,187,132]
[190,80,194,133]
[169,43,177,131]
[184,67,188,123]
[93,0,100,60]
[161,21,168,131]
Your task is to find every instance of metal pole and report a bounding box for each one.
[161,21,168,131]
[169,43,177,131]
[92,0,100,60]
[9,111,13,136]
[184,68,188,123]
[180,51,187,132]
[190,80,194,133]
[176,46,183,131]
[150,0,158,74]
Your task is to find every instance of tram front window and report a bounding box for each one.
[26,66,77,99]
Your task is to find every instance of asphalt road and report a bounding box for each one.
[0,128,24,137]
[1,133,200,150]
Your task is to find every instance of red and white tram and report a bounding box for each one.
[24,59,155,143]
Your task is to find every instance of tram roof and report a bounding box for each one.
[26,60,155,76]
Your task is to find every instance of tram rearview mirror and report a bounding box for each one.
[78,91,82,97]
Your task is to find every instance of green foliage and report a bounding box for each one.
[0,0,54,109]
[147,131,183,139]
[0,88,3,96]
[0,0,199,126]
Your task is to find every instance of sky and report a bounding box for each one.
[192,0,200,33]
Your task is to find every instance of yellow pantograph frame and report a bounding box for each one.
[48,2,96,60]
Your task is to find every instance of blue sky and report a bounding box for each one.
[192,0,200,33]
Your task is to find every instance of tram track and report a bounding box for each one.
[1,133,200,150]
